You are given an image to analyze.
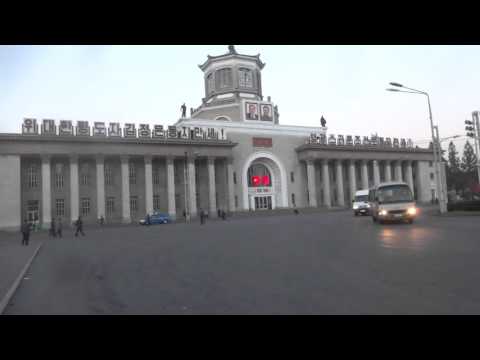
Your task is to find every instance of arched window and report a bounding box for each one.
[215,116,230,121]
[238,67,253,88]
[216,68,232,89]
[248,163,272,187]
[206,73,214,93]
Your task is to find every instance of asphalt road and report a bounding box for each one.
[5,210,480,314]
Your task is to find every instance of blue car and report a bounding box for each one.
[139,212,171,225]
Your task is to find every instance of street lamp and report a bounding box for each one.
[387,82,447,213]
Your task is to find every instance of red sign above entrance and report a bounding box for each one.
[252,137,272,148]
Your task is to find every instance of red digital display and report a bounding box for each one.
[262,176,270,186]
[251,175,270,186]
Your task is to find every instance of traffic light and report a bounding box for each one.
[465,120,475,138]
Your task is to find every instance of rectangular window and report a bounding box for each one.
[105,166,113,186]
[129,163,136,185]
[27,166,38,188]
[234,195,238,208]
[153,195,160,211]
[81,173,89,186]
[55,173,64,189]
[81,198,90,217]
[130,196,138,216]
[233,172,237,184]
[291,193,296,206]
[153,171,160,185]
[430,173,434,180]
[56,198,65,217]
[290,171,295,183]
[106,197,115,216]
[429,161,433,167]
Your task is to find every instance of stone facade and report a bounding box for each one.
[0,46,437,231]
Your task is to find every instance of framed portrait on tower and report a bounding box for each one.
[260,104,273,122]
[245,102,259,120]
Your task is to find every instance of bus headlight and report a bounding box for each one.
[353,204,359,210]
[407,207,417,215]
[379,209,388,216]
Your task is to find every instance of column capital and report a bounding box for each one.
[41,154,51,163]
[226,156,234,165]
[349,159,356,166]
[306,158,315,166]
[69,154,79,163]
[372,159,379,165]
[335,159,343,166]
[95,154,105,163]
[166,156,175,165]
[361,159,368,165]
[207,156,216,165]
[144,155,152,164]
[321,158,329,165]
[120,155,129,163]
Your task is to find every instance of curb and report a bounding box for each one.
[0,241,43,315]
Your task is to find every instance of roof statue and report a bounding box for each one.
[228,45,237,54]
[320,116,327,127]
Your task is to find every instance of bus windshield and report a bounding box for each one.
[376,185,413,204]
[354,195,369,202]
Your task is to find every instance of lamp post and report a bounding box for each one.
[386,82,447,213]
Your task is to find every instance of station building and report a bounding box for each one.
[0,46,437,230]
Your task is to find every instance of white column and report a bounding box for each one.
[394,161,403,181]
[322,159,331,208]
[144,155,153,215]
[361,160,369,189]
[187,156,197,218]
[69,154,79,224]
[384,161,392,182]
[406,161,414,196]
[96,155,105,220]
[41,155,52,228]
[348,160,357,202]
[335,160,345,207]
[120,155,131,223]
[306,159,317,207]
[227,157,235,213]
[373,160,380,186]
[208,157,217,218]
[166,156,176,219]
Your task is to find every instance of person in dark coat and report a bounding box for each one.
[21,220,31,246]
[146,213,151,225]
[57,217,63,238]
[221,210,226,220]
[75,216,85,237]
[49,218,56,238]
[200,209,205,225]
[217,208,221,218]
[99,215,105,226]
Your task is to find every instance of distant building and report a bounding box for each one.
[0,46,436,230]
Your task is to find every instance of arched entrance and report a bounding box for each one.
[242,151,288,210]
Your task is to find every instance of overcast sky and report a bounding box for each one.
[1,45,479,152]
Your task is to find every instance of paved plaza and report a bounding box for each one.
[4,209,480,314]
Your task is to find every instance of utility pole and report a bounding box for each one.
[434,125,448,212]
[471,111,480,184]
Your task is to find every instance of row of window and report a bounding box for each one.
[206,67,254,93]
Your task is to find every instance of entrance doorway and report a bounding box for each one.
[255,196,272,210]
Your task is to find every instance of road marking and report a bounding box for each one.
[0,241,43,315]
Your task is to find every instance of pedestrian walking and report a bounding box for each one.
[49,218,57,238]
[221,210,226,220]
[74,216,85,237]
[21,219,31,246]
[146,213,151,225]
[57,217,63,238]
[99,215,105,226]
[217,208,221,218]
[200,209,206,225]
